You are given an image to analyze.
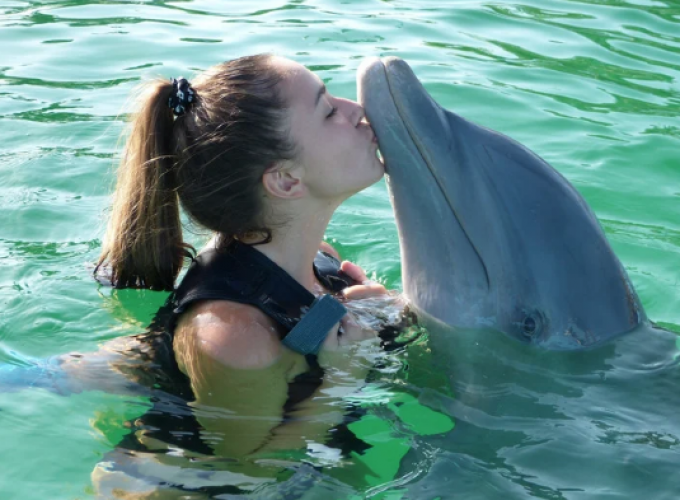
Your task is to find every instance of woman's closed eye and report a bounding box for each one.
[326,106,338,119]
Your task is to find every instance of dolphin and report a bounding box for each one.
[357,56,646,351]
[357,57,680,499]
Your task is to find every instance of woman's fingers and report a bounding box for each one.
[334,261,387,299]
[340,261,368,282]
[339,260,387,299]
[341,282,387,301]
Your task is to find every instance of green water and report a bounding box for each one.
[1,0,679,498]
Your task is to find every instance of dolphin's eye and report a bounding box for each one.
[522,316,537,336]
[512,309,545,342]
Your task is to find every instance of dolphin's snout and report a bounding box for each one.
[358,56,410,75]
[357,57,386,105]
[357,56,383,75]
[382,56,413,76]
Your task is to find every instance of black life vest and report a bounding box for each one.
[169,241,358,355]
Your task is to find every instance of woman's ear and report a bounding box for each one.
[262,162,307,200]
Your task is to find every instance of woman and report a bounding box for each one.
[96,53,390,462]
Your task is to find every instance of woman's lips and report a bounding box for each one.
[366,124,377,143]
[360,118,377,143]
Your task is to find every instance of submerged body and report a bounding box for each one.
[399,316,680,499]
[357,57,680,498]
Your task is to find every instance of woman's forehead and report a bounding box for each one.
[272,58,322,110]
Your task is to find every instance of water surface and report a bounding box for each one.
[1,0,679,498]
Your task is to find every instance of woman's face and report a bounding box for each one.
[272,57,384,202]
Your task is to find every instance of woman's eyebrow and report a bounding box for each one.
[314,83,327,107]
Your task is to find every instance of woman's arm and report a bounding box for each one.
[255,247,388,453]
[173,301,380,457]
[253,312,379,455]
[173,302,301,456]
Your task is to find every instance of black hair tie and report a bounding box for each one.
[168,77,195,117]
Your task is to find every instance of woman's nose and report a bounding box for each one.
[338,98,365,127]
[349,100,366,127]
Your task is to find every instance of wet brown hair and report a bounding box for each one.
[97,54,297,291]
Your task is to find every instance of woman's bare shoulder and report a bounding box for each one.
[172,300,302,457]
[174,300,284,370]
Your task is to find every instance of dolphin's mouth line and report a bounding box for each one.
[382,65,490,290]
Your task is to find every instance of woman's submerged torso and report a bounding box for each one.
[108,242,374,460]
[74,240,421,499]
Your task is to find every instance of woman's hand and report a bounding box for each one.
[319,258,389,352]
[318,242,387,301]
[317,259,386,372]
[339,260,387,300]
[320,310,374,352]
[316,311,376,392]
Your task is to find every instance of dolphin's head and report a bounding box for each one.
[357,57,645,350]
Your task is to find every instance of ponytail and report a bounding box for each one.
[97,54,297,290]
[97,81,192,291]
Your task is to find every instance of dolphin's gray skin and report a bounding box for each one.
[357,57,680,499]
[357,57,645,350]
